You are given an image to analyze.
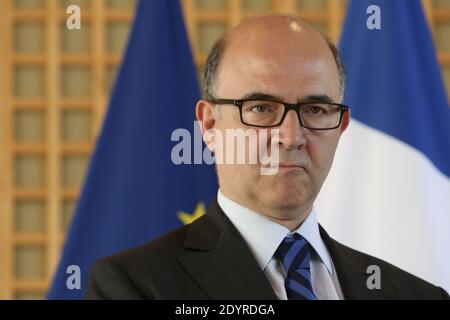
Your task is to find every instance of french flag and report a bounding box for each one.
[315,0,450,292]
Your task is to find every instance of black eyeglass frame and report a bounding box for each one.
[208,98,350,130]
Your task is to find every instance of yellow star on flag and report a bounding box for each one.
[178,202,206,225]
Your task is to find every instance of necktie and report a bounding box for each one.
[275,233,317,300]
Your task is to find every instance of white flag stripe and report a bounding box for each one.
[316,120,450,292]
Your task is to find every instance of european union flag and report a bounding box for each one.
[48,0,217,299]
[316,0,450,291]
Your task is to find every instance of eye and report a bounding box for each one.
[310,106,323,114]
[304,105,326,115]
[250,104,271,113]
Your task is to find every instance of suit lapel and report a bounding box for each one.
[178,199,278,300]
[319,226,394,299]
[177,200,394,300]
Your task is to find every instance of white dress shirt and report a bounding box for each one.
[217,190,345,300]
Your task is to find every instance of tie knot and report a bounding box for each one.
[275,234,312,274]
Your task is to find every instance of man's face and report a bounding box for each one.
[202,22,349,220]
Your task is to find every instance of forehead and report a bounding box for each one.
[216,21,340,100]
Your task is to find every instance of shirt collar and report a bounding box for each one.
[217,189,333,275]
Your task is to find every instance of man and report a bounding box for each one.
[86,15,449,300]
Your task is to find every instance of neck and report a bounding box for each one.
[265,212,311,231]
[220,189,313,232]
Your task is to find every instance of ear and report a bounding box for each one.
[196,100,217,152]
[339,108,351,134]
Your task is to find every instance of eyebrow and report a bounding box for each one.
[300,94,335,104]
[240,92,335,104]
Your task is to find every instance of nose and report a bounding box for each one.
[278,109,307,150]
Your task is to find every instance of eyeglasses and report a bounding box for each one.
[209,98,349,130]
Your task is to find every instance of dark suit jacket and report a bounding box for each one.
[86,199,449,300]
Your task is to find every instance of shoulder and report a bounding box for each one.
[327,235,449,299]
[99,221,193,271]
[104,204,223,267]
[90,208,219,276]
[86,222,195,299]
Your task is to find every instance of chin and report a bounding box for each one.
[248,173,315,210]
[264,187,311,210]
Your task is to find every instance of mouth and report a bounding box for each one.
[279,164,305,171]
[263,162,306,170]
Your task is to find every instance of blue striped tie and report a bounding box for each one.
[275,233,317,300]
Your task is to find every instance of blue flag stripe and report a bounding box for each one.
[48,0,217,299]
[340,0,450,178]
